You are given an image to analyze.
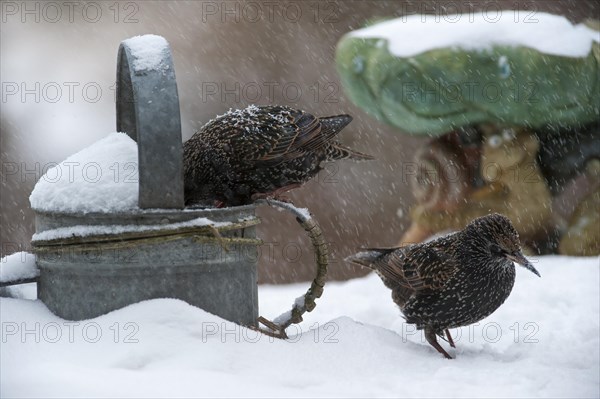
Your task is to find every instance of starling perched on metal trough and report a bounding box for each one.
[347,213,540,359]
[184,105,372,206]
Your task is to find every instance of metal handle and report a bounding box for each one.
[252,200,329,338]
[116,35,184,209]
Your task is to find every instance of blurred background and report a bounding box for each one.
[1,0,597,283]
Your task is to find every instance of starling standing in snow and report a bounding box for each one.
[347,213,540,359]
[184,105,372,206]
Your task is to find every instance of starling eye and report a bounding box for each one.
[489,243,505,256]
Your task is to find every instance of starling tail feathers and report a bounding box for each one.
[320,115,374,161]
[319,114,353,132]
[328,144,375,161]
[345,248,396,267]
[345,247,407,284]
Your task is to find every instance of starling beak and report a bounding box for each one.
[506,252,541,277]
[347,213,540,359]
[183,105,372,206]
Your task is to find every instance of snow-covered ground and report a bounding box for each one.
[1,256,598,398]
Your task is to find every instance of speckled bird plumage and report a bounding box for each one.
[183,105,372,206]
[347,213,540,359]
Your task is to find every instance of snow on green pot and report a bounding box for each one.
[336,13,600,136]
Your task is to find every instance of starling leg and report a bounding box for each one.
[445,329,456,348]
[425,328,453,359]
[251,183,302,203]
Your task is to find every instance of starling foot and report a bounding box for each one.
[445,329,456,348]
[425,328,453,359]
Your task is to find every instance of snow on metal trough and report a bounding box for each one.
[12,35,328,335]
[28,35,262,325]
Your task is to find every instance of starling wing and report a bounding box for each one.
[347,235,460,304]
[220,107,352,163]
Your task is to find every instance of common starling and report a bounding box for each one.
[184,105,372,206]
[347,213,540,359]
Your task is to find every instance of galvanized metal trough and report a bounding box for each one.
[22,35,328,335]
[29,36,260,325]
